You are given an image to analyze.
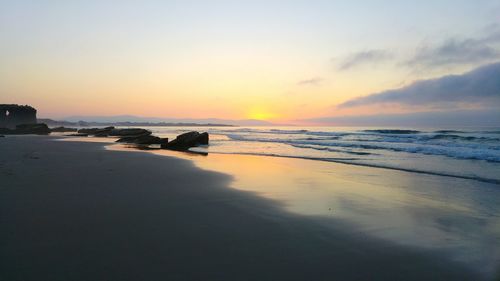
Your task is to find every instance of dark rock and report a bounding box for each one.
[109,128,151,136]
[0,123,51,135]
[116,135,143,143]
[158,138,169,145]
[0,135,4,138]
[135,135,167,145]
[161,131,209,150]
[14,123,50,135]
[198,132,209,145]
[0,128,13,134]
[50,126,78,133]
[66,133,89,137]
[77,126,115,136]
[117,134,168,145]
[77,127,153,138]
[78,128,103,134]
[94,132,110,137]
[0,104,37,129]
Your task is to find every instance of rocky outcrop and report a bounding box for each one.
[0,128,11,134]
[50,127,78,133]
[76,127,152,138]
[0,123,51,135]
[161,131,209,150]
[109,128,151,137]
[66,133,89,137]
[197,132,209,145]
[0,104,37,129]
[16,124,51,135]
[117,135,168,145]
[77,126,115,136]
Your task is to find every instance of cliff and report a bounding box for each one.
[0,104,37,129]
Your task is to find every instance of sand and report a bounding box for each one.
[0,136,491,280]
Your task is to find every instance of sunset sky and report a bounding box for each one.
[1,1,499,124]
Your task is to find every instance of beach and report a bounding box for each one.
[1,135,498,280]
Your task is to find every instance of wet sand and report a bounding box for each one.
[0,136,495,280]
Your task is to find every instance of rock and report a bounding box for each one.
[76,127,153,138]
[135,135,168,145]
[161,131,209,150]
[198,132,209,145]
[66,133,89,137]
[158,138,169,145]
[78,128,102,134]
[0,123,50,135]
[14,123,50,135]
[50,126,78,133]
[94,132,110,137]
[116,134,168,145]
[77,126,115,136]
[0,135,4,138]
[109,128,151,136]
[0,104,37,129]
[0,128,13,134]
[116,135,143,143]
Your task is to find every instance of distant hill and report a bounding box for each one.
[62,115,275,126]
[38,118,236,127]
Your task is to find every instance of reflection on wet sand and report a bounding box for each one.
[108,143,500,278]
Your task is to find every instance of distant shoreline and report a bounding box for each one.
[38,118,236,127]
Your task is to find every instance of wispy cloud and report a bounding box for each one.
[297,77,323,86]
[338,61,500,108]
[337,49,393,71]
[406,27,500,68]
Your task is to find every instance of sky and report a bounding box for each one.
[1,0,499,125]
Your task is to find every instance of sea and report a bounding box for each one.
[142,126,500,184]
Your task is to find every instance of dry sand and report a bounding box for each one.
[0,136,487,280]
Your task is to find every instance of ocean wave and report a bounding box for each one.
[362,129,421,134]
[220,129,349,138]
[225,134,500,162]
[427,134,500,142]
[230,130,500,148]
[300,136,341,141]
[290,144,372,155]
[270,129,308,134]
[434,130,466,133]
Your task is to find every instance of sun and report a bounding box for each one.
[247,109,276,120]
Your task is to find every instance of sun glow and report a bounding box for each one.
[247,109,277,120]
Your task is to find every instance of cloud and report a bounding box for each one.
[406,27,500,68]
[338,61,500,108]
[407,39,499,67]
[337,49,393,71]
[297,77,323,86]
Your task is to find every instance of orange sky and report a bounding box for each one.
[1,1,499,123]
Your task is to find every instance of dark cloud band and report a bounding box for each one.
[338,62,500,108]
